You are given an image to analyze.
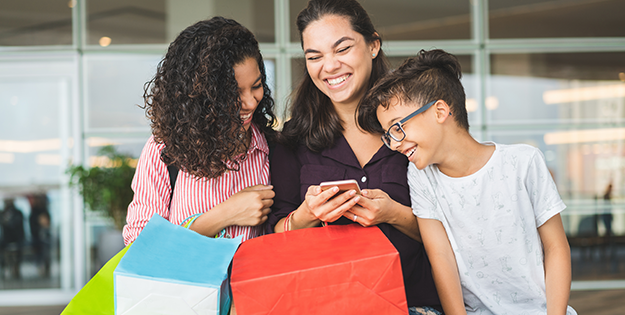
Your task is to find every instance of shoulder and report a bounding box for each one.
[136,135,168,172]
[141,135,166,159]
[496,142,541,156]
[493,142,544,165]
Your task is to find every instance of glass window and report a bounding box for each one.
[489,130,625,281]
[289,0,471,43]
[0,60,75,289]
[85,54,160,130]
[84,139,144,277]
[488,52,625,125]
[0,0,73,46]
[489,0,625,38]
[86,0,275,46]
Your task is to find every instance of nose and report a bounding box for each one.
[323,55,341,73]
[391,140,403,152]
[240,90,258,110]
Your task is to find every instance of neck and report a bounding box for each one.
[436,131,495,178]
[333,100,360,131]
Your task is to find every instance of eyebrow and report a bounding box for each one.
[239,75,262,89]
[304,36,355,54]
[385,117,403,129]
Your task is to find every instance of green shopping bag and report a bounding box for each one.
[61,244,131,315]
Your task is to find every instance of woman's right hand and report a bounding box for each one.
[223,184,274,227]
[301,185,361,224]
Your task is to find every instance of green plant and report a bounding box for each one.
[68,145,136,230]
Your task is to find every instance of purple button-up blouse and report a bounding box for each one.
[269,134,442,310]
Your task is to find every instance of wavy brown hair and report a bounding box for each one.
[280,0,390,152]
[142,17,276,179]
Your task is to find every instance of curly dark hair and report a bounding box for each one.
[280,0,390,152]
[359,49,468,134]
[142,17,276,179]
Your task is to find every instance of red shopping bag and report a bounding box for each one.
[230,224,408,315]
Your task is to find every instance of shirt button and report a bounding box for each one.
[361,176,367,183]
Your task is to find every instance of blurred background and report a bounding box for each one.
[0,0,624,311]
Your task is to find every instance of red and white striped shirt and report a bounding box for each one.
[123,124,270,245]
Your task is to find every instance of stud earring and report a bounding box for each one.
[372,53,376,57]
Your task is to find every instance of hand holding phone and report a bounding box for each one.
[302,179,362,224]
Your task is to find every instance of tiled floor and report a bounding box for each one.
[0,289,623,315]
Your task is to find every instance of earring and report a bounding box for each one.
[372,53,376,57]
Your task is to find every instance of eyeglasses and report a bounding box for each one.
[381,100,436,149]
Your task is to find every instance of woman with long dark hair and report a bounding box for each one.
[123,17,276,245]
[269,0,443,313]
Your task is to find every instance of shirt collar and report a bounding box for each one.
[321,134,395,168]
[248,123,269,156]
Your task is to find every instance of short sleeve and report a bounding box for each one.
[407,163,442,221]
[525,147,566,227]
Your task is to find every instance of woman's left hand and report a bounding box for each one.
[344,189,396,227]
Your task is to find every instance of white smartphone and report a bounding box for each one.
[319,179,361,195]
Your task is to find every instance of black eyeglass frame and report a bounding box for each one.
[381,100,437,149]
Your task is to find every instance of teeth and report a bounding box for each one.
[405,147,416,158]
[241,113,252,121]
[327,74,349,85]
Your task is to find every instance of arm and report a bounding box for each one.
[346,189,421,241]
[418,217,467,315]
[523,148,571,314]
[538,213,571,315]
[123,137,172,245]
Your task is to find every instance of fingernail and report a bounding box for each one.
[333,187,339,192]
[350,190,356,196]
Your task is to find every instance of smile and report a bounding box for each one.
[241,113,253,123]
[326,74,350,86]
[404,147,416,159]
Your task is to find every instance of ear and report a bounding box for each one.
[370,33,381,59]
[434,100,452,124]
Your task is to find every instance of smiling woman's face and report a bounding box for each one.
[302,14,379,109]
[233,57,263,131]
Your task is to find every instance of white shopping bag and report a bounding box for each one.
[114,214,240,315]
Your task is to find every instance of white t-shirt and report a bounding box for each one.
[409,143,576,315]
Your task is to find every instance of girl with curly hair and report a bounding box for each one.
[268,0,442,314]
[123,17,277,245]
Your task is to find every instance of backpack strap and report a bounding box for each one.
[166,164,179,209]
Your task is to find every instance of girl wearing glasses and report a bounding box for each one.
[268,0,442,314]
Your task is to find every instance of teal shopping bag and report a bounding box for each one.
[61,245,130,315]
[113,214,241,315]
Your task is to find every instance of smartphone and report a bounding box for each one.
[319,179,361,196]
